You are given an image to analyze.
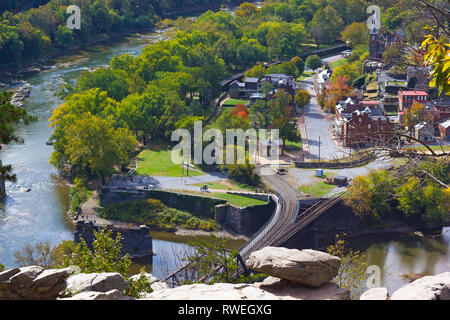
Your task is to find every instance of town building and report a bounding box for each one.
[340,112,397,147]
[415,121,435,142]
[431,98,450,120]
[369,13,404,61]
[261,74,296,97]
[438,120,450,141]
[406,65,431,91]
[398,90,429,111]
[229,74,296,101]
[229,77,259,99]
[313,69,331,97]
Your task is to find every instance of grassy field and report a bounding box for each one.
[298,181,337,198]
[193,180,257,192]
[223,98,250,107]
[297,71,314,81]
[136,140,204,177]
[170,189,267,207]
[329,58,347,70]
[285,139,303,151]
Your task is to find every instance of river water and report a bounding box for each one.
[0,26,448,293]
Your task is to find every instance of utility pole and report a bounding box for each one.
[318,136,321,165]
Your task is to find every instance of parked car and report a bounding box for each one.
[276,168,287,176]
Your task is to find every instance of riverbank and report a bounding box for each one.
[0,0,251,74]
[70,189,251,242]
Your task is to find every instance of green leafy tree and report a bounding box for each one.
[327,234,368,300]
[291,57,305,76]
[59,227,131,276]
[341,22,369,48]
[0,92,35,197]
[305,54,323,72]
[244,64,266,81]
[295,90,311,109]
[63,115,138,185]
[310,6,344,44]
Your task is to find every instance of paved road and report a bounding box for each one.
[302,79,350,160]
[105,172,228,192]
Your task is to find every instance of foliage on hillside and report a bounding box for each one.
[98,198,219,232]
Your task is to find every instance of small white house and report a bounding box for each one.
[415,122,434,142]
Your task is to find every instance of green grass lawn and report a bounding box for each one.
[285,139,303,151]
[329,58,347,70]
[170,189,267,207]
[223,98,250,107]
[298,181,337,198]
[297,71,314,81]
[193,180,257,192]
[136,140,204,177]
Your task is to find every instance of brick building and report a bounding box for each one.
[341,112,396,147]
[398,90,429,111]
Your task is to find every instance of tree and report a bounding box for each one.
[421,30,450,95]
[332,61,364,85]
[344,170,396,220]
[294,90,311,109]
[0,92,35,197]
[327,234,368,300]
[14,242,53,268]
[231,104,249,117]
[64,115,138,185]
[234,2,260,18]
[310,6,344,44]
[291,57,305,76]
[216,112,251,133]
[244,64,266,81]
[341,22,369,48]
[59,227,132,276]
[382,45,402,65]
[305,54,323,72]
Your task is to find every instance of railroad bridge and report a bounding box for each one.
[164,171,345,286]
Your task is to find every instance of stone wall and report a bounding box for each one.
[100,189,274,235]
[100,188,225,219]
[74,221,153,258]
[282,200,426,250]
[215,199,275,236]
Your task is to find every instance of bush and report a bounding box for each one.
[98,199,220,232]
[228,164,260,186]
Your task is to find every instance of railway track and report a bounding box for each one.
[239,171,300,261]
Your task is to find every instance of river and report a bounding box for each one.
[0,19,448,294]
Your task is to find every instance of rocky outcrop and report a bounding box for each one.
[61,289,133,300]
[254,276,349,300]
[360,287,389,300]
[0,266,72,300]
[390,272,450,300]
[143,276,349,301]
[65,272,130,296]
[246,247,341,287]
[144,283,278,300]
[360,272,450,300]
